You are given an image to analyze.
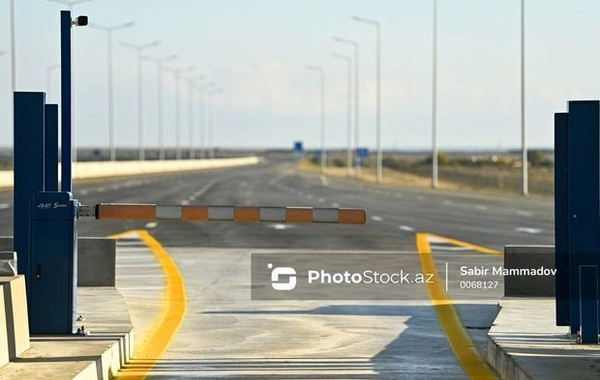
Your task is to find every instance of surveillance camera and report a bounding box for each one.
[71,15,88,27]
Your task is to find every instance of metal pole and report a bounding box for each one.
[375,22,382,183]
[158,62,165,160]
[175,71,181,159]
[351,17,382,182]
[89,22,135,162]
[137,49,143,160]
[120,40,160,161]
[108,30,115,161]
[195,82,214,159]
[60,10,72,192]
[521,0,528,196]
[10,0,16,92]
[186,75,204,159]
[206,88,222,159]
[332,37,360,178]
[432,1,439,189]
[331,53,352,176]
[320,69,326,177]
[305,65,326,176]
[142,55,176,161]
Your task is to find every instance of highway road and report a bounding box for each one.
[0,156,554,379]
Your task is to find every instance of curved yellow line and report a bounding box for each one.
[416,232,499,380]
[112,230,187,379]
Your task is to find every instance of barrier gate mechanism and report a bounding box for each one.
[555,100,600,344]
[12,10,366,335]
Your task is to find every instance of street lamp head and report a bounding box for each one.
[71,15,88,27]
[351,15,380,26]
[330,52,350,60]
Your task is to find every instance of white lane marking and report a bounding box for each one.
[79,189,89,195]
[516,210,532,217]
[475,205,488,210]
[267,224,295,231]
[0,203,9,210]
[181,200,190,205]
[188,196,196,202]
[320,176,329,186]
[193,180,218,199]
[399,225,415,232]
[514,227,543,234]
[145,222,158,229]
[307,194,313,199]
[430,245,472,251]
[318,198,326,203]
[371,216,383,222]
[331,202,340,208]
[442,200,453,206]
[97,187,106,193]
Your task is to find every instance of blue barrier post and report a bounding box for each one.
[45,104,59,191]
[13,92,46,305]
[579,266,599,343]
[566,100,600,343]
[61,10,72,192]
[554,112,570,326]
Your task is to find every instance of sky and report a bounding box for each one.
[0,0,599,151]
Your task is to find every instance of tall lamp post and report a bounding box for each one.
[206,87,222,159]
[521,0,528,196]
[186,74,205,159]
[352,16,382,183]
[119,40,160,161]
[89,21,135,161]
[305,64,326,177]
[332,36,360,178]
[47,0,95,163]
[46,64,61,102]
[330,53,353,176]
[165,65,195,159]
[431,1,439,189]
[143,54,178,160]
[195,82,215,159]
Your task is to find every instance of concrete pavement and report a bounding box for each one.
[0,287,133,380]
[488,298,600,380]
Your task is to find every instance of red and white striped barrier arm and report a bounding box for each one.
[89,203,367,224]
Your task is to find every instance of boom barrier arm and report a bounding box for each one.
[79,203,367,224]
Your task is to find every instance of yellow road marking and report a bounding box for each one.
[416,233,499,380]
[112,230,187,380]
[427,233,503,257]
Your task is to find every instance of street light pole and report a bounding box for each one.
[47,0,95,164]
[120,40,160,161]
[89,21,135,161]
[352,16,382,183]
[143,55,177,160]
[9,0,15,92]
[206,87,223,159]
[331,53,353,176]
[305,65,326,177]
[332,36,360,178]
[432,1,439,189]
[46,64,61,102]
[195,82,215,159]
[165,65,195,159]
[186,74,205,159]
[521,0,528,196]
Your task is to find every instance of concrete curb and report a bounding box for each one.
[0,287,133,380]
[0,156,261,189]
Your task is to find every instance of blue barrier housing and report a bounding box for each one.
[555,100,600,343]
[30,192,78,334]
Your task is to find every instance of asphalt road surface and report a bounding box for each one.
[0,157,554,379]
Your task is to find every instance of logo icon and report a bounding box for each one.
[268,263,297,291]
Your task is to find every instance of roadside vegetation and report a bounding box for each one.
[301,150,554,197]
